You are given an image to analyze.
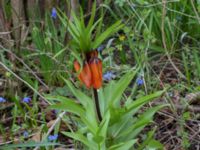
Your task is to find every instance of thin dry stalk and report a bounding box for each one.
[161,0,186,79]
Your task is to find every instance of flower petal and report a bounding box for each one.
[89,58,102,89]
[74,60,92,88]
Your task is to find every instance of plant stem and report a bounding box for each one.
[93,88,102,122]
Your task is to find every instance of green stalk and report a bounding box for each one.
[93,88,102,122]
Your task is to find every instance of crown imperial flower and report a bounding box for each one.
[74,50,102,89]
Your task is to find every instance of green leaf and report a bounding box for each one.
[146,139,164,150]
[32,27,45,50]
[119,105,168,139]
[62,78,98,132]
[126,90,165,114]
[137,128,157,150]
[57,8,68,27]
[87,2,96,29]
[62,131,97,150]
[108,111,132,137]
[95,10,104,39]
[0,142,61,149]
[71,11,82,34]
[68,21,81,46]
[97,111,110,139]
[81,117,98,134]
[98,88,106,116]
[48,102,84,116]
[109,107,126,125]
[53,46,67,59]
[106,70,137,107]
[92,20,123,49]
[62,78,92,108]
[108,139,137,150]
[100,4,119,20]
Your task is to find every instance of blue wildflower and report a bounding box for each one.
[103,71,115,81]
[23,131,29,138]
[53,110,59,114]
[97,45,104,52]
[48,134,58,141]
[51,7,57,19]
[22,97,31,103]
[0,97,6,103]
[136,77,144,86]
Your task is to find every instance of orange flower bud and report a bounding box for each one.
[73,60,92,88]
[89,58,102,89]
[86,50,98,61]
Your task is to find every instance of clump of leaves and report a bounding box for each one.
[58,3,123,53]
[47,70,167,149]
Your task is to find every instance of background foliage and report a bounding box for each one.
[0,0,200,149]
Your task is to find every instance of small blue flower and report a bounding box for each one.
[0,97,6,103]
[97,45,104,52]
[23,131,29,138]
[103,71,115,81]
[51,7,57,19]
[22,97,31,103]
[136,77,144,86]
[48,134,58,141]
[53,110,59,114]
